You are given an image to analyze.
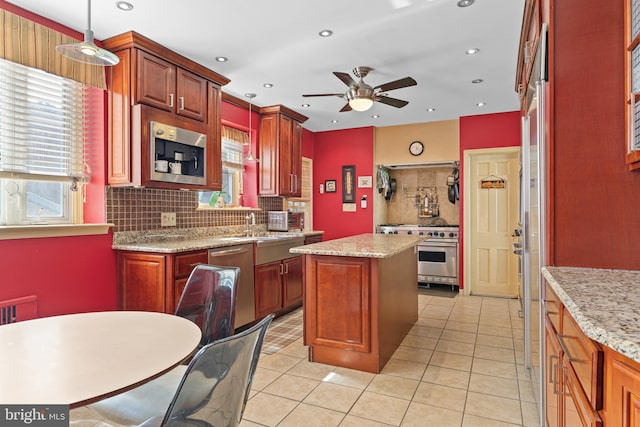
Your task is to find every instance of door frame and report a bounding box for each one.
[462,146,521,296]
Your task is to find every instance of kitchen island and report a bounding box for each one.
[290,233,424,373]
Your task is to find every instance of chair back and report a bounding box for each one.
[175,264,240,349]
[160,314,274,427]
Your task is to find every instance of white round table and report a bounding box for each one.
[0,311,201,407]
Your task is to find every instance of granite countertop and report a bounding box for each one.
[112,228,324,253]
[542,266,640,363]
[290,233,425,259]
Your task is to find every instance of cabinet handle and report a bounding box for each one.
[169,93,174,108]
[294,175,298,193]
[179,96,185,111]
[284,263,289,274]
[279,263,284,275]
[548,354,558,383]
[557,334,584,363]
[554,363,566,395]
[188,262,204,268]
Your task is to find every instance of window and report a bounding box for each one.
[0,58,89,225]
[199,127,246,208]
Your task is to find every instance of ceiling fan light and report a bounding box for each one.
[348,97,374,112]
[80,44,98,56]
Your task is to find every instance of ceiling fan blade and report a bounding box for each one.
[334,72,356,87]
[339,103,352,112]
[376,95,409,108]
[374,77,417,92]
[302,93,344,97]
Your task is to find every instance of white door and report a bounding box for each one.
[466,149,520,297]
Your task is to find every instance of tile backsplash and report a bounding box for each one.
[106,187,284,233]
[382,167,460,225]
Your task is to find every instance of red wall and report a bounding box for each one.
[313,127,374,240]
[0,2,117,317]
[459,111,521,288]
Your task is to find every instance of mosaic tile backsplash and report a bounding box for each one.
[106,187,284,233]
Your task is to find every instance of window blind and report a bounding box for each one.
[221,127,247,171]
[0,57,89,182]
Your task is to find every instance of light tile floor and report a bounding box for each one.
[71,292,541,427]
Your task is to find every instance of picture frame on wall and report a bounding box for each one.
[325,180,337,193]
[342,165,356,203]
[357,176,372,188]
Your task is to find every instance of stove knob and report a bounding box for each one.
[439,232,445,237]
[419,231,424,235]
[427,232,433,236]
[449,232,455,238]
[407,230,412,235]
[393,231,398,234]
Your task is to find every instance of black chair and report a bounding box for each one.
[91,314,274,427]
[175,264,240,350]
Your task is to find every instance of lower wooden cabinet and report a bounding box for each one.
[605,347,640,427]
[544,282,603,427]
[254,256,302,318]
[117,249,208,313]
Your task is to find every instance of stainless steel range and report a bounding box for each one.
[376,224,459,289]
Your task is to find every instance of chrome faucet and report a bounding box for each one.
[250,213,256,237]
[245,213,256,237]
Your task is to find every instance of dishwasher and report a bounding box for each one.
[208,244,255,329]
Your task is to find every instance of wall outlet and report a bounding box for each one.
[160,212,176,227]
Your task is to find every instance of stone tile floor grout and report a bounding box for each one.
[71,292,541,427]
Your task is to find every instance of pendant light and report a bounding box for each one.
[56,0,120,66]
[243,93,260,162]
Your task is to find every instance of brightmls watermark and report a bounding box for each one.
[0,406,68,427]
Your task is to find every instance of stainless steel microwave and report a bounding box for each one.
[150,121,207,186]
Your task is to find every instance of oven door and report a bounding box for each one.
[417,241,457,282]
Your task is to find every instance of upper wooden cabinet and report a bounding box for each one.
[103,31,229,189]
[136,50,207,122]
[258,105,308,197]
[515,0,541,105]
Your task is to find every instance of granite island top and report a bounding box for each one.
[542,266,640,363]
[290,233,425,259]
[112,228,323,254]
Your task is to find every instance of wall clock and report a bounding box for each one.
[409,140,424,156]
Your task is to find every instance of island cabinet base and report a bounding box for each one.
[303,248,418,373]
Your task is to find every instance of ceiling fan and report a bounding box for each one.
[303,66,417,112]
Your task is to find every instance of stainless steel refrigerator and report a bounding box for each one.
[521,23,548,426]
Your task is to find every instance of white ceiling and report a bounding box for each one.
[7,0,525,132]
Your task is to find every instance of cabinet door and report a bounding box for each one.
[290,120,303,197]
[607,349,640,427]
[258,114,278,195]
[176,68,207,122]
[278,115,293,196]
[254,261,283,318]
[563,358,603,427]
[136,50,175,112]
[207,83,222,189]
[545,318,563,427]
[283,257,303,308]
[118,252,167,312]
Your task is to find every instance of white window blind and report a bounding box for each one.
[0,57,88,182]
[222,137,245,171]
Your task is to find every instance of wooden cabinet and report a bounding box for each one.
[544,282,603,427]
[304,234,323,245]
[136,50,207,121]
[103,31,229,189]
[254,256,303,318]
[515,0,541,104]
[117,249,208,314]
[605,347,640,426]
[258,105,308,197]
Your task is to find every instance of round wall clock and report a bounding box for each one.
[409,140,424,156]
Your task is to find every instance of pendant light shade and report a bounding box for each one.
[243,93,260,162]
[56,0,120,66]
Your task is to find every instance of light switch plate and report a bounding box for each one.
[161,212,176,227]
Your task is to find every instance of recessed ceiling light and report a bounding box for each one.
[476,102,486,107]
[371,114,380,119]
[319,29,333,37]
[301,103,310,108]
[457,0,475,7]
[215,56,228,62]
[331,119,339,123]
[116,1,134,11]
[427,108,436,112]
[472,79,484,84]
[465,48,480,55]
[263,83,273,88]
